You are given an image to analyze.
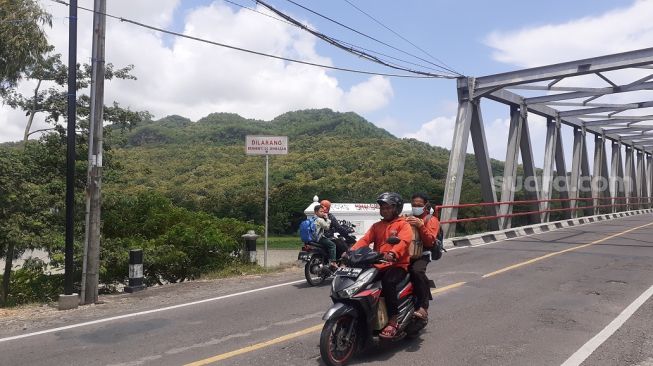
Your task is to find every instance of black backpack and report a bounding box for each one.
[424,215,446,261]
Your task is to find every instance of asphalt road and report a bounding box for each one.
[1,214,652,366]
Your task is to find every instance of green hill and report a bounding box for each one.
[106,108,501,234]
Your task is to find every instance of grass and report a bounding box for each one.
[256,235,300,250]
[201,261,297,280]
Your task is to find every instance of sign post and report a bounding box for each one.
[245,135,288,267]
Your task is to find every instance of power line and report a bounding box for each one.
[277,0,461,76]
[223,0,448,74]
[50,0,449,79]
[255,0,454,78]
[342,0,462,76]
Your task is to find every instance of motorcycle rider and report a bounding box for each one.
[405,192,440,322]
[314,205,338,266]
[347,192,412,339]
[320,199,351,257]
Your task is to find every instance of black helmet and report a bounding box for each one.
[376,192,404,216]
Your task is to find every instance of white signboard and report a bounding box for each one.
[246,135,288,155]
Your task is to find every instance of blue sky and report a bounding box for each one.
[2,0,650,169]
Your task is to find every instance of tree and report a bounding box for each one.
[0,0,52,91]
[2,53,147,145]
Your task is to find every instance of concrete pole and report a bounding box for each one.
[81,0,106,305]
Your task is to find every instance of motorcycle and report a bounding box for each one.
[298,220,357,286]
[319,247,427,366]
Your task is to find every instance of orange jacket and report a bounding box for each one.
[416,212,440,249]
[351,216,412,270]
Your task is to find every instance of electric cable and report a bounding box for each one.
[341,0,461,76]
[255,0,453,77]
[278,0,460,76]
[223,0,448,73]
[50,0,452,79]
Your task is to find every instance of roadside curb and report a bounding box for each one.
[443,208,653,248]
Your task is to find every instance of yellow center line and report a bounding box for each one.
[482,221,653,278]
[184,220,653,365]
[184,324,323,366]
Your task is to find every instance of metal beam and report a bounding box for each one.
[602,126,653,134]
[648,154,653,208]
[558,100,653,117]
[541,117,558,221]
[638,151,648,207]
[488,89,642,149]
[570,127,584,217]
[441,94,474,238]
[596,72,618,87]
[545,102,640,108]
[499,105,523,229]
[625,147,637,209]
[592,135,605,215]
[554,128,571,218]
[469,100,500,231]
[610,141,621,212]
[522,81,653,105]
[582,118,641,127]
[581,131,592,217]
[575,115,653,121]
[519,109,542,223]
[474,47,653,93]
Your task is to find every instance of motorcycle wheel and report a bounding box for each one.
[304,256,327,286]
[320,315,358,366]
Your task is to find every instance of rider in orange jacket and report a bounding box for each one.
[349,192,412,338]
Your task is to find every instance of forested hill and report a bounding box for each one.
[106,108,500,234]
[118,109,394,147]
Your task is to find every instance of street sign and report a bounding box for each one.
[245,135,289,268]
[245,135,288,155]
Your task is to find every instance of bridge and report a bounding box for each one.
[1,49,652,366]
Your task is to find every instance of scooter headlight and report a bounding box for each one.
[338,270,375,297]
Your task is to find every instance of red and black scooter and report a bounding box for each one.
[319,247,427,366]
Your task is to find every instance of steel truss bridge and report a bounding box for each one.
[439,47,653,237]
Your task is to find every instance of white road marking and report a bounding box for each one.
[0,279,305,344]
[561,284,653,366]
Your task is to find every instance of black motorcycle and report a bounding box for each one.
[298,220,356,286]
[319,247,428,366]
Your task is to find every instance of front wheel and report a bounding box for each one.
[320,315,358,366]
[305,256,327,286]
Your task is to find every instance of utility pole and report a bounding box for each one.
[63,0,78,297]
[81,0,106,305]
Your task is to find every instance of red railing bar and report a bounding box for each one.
[440,201,649,225]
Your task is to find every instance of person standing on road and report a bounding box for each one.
[405,192,440,322]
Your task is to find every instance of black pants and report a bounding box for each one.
[409,256,431,309]
[380,266,407,318]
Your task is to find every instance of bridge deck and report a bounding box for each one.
[1,214,651,366]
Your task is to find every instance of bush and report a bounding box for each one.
[7,258,63,306]
[101,191,263,287]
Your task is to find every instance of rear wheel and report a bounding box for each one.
[305,256,327,286]
[320,315,358,366]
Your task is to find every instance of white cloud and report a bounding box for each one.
[485,0,653,68]
[344,75,393,112]
[0,0,394,142]
[405,113,548,165]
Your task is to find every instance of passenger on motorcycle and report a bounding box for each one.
[320,199,351,258]
[314,205,338,267]
[347,192,412,339]
[405,192,440,321]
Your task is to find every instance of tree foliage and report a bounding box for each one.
[0,0,52,90]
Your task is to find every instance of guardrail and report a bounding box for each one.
[435,196,653,225]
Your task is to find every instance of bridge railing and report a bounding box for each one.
[434,196,653,231]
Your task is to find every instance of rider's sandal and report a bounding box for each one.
[379,321,399,339]
[414,308,428,321]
